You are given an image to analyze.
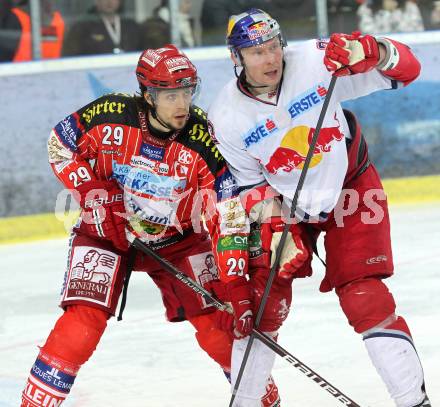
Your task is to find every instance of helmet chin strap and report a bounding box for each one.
[144,93,189,133]
[150,106,176,131]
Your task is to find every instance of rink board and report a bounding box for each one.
[0,32,439,218]
[0,174,439,244]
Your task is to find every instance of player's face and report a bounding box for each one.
[153,87,193,130]
[241,37,283,89]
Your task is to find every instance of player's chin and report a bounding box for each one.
[172,114,189,129]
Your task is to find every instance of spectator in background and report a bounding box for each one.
[1,0,65,62]
[357,0,425,33]
[328,0,357,13]
[328,0,358,34]
[201,0,279,31]
[430,0,440,28]
[201,0,291,45]
[0,0,20,61]
[201,0,240,33]
[63,0,141,56]
[141,0,195,49]
[139,5,170,49]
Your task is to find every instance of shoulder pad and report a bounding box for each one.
[191,106,208,122]
[77,93,138,130]
[179,105,225,174]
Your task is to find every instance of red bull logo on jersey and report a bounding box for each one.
[265,123,343,174]
[243,116,279,148]
[287,83,328,120]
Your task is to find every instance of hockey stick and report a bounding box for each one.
[130,236,232,313]
[229,75,339,407]
[252,330,360,406]
[131,235,360,406]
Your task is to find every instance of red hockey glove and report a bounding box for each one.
[260,217,309,279]
[324,31,380,76]
[206,280,234,332]
[227,278,254,338]
[76,180,129,252]
[209,278,253,339]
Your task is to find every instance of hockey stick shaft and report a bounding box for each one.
[252,330,360,406]
[130,237,231,313]
[230,75,339,407]
[132,235,359,406]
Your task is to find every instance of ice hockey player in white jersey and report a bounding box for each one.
[208,8,431,407]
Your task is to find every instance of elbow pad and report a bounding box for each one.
[376,38,421,86]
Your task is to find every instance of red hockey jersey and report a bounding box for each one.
[48,93,249,281]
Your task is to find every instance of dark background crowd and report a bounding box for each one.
[1,0,439,63]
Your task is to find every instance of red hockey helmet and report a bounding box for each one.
[136,45,199,91]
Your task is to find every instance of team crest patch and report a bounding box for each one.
[62,246,120,307]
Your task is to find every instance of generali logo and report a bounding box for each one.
[63,247,119,307]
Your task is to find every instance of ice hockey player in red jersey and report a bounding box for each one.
[208,8,431,407]
[20,45,280,406]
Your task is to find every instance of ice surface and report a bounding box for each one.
[1,204,439,406]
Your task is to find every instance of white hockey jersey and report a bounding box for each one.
[208,40,393,217]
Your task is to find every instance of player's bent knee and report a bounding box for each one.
[336,278,396,334]
[194,329,232,370]
[189,314,232,370]
[42,304,109,365]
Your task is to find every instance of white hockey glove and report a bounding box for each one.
[260,215,309,279]
[244,188,310,278]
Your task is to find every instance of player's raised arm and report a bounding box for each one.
[324,31,421,85]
